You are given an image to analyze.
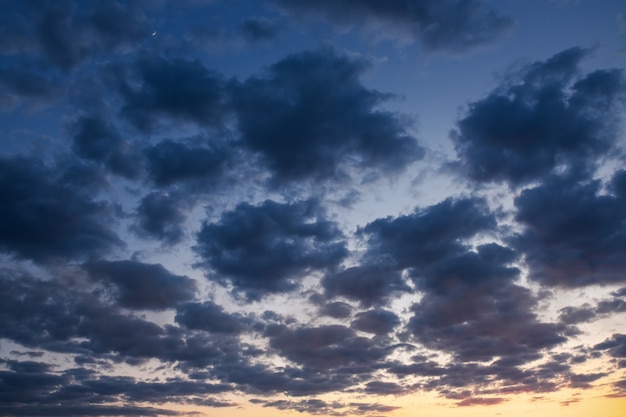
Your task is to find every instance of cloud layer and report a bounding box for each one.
[1,1,625,416]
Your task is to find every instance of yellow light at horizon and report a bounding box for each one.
[155,386,625,417]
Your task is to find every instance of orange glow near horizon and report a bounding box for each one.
[157,386,626,417]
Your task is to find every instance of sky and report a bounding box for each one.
[1,1,626,416]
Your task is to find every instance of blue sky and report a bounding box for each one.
[1,1,626,417]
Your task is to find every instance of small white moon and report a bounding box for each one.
[151,31,157,36]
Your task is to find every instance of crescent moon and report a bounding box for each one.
[151,31,157,36]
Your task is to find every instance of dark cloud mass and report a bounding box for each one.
[0,360,232,416]
[144,139,231,187]
[71,115,141,179]
[0,67,58,99]
[231,48,423,183]
[119,57,228,131]
[452,48,625,185]
[358,197,568,363]
[196,199,347,300]
[270,0,512,53]
[322,265,410,307]
[351,308,400,335]
[513,173,626,287]
[265,323,392,371]
[84,259,197,310]
[0,156,121,262]
[360,197,497,271]
[237,16,285,43]
[175,300,248,333]
[407,281,567,362]
[318,301,353,319]
[0,0,150,71]
[134,191,188,245]
[594,334,626,361]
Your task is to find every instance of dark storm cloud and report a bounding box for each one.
[351,309,400,335]
[568,372,607,389]
[0,269,176,361]
[211,360,357,397]
[318,301,353,319]
[611,169,626,197]
[261,398,398,416]
[456,397,506,407]
[413,243,520,294]
[136,137,235,244]
[263,398,342,415]
[0,269,225,368]
[231,48,423,184]
[84,259,196,310]
[0,271,84,351]
[61,375,232,405]
[0,1,150,72]
[134,191,188,245]
[558,290,626,325]
[144,139,232,187]
[512,173,626,287]
[195,199,347,300]
[0,362,232,417]
[0,68,58,99]
[407,283,567,362]
[68,305,180,360]
[452,48,625,185]
[322,265,411,307]
[269,0,512,53]
[594,334,626,359]
[389,354,579,401]
[265,323,393,371]
[85,1,150,50]
[348,402,400,414]
[558,305,597,325]
[0,404,181,417]
[597,297,626,315]
[237,16,285,43]
[118,57,228,131]
[70,115,141,179]
[0,156,121,262]
[400,245,567,364]
[360,197,496,271]
[34,1,87,72]
[612,378,626,394]
[59,159,110,192]
[359,196,567,362]
[175,300,250,334]
[363,380,406,395]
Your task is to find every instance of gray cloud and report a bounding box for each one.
[452,48,625,185]
[237,16,285,43]
[144,139,232,187]
[175,300,250,334]
[0,1,150,72]
[322,265,411,307]
[0,156,121,262]
[351,309,401,335]
[119,57,229,132]
[133,191,188,245]
[195,199,347,300]
[512,173,626,287]
[231,48,423,184]
[269,0,512,53]
[84,259,197,310]
[70,115,142,179]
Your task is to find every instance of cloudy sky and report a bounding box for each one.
[1,1,626,416]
